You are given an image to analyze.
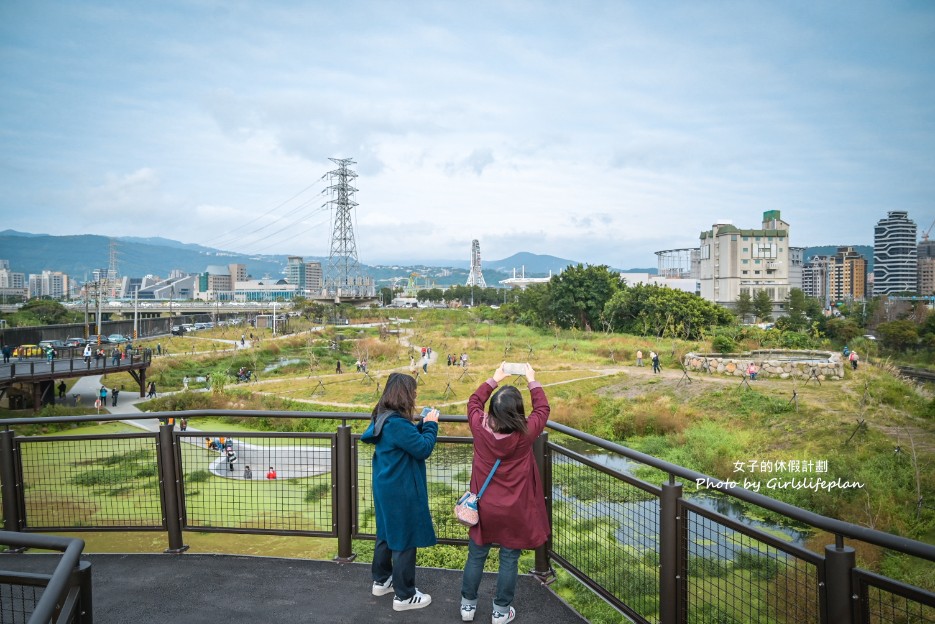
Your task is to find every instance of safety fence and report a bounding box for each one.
[1,410,933,623]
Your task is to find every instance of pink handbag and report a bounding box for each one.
[454,459,500,527]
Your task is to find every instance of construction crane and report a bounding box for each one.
[923,217,935,241]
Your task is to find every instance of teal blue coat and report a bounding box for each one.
[361,412,438,551]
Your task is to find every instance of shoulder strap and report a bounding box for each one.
[475,459,501,501]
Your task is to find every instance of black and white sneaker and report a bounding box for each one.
[372,577,394,597]
[393,589,432,611]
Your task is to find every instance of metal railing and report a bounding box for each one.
[0,532,91,624]
[1,410,933,624]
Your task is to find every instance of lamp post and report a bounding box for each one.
[272,301,277,335]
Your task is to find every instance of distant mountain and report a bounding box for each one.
[804,245,874,270]
[0,233,290,280]
[486,252,579,276]
[0,229,47,238]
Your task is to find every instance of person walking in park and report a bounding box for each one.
[243,465,252,480]
[111,347,120,366]
[636,350,643,367]
[849,350,859,370]
[651,351,661,374]
[147,381,157,398]
[183,375,189,390]
[180,418,187,431]
[82,344,92,364]
[1,344,11,364]
[111,387,120,406]
[226,445,238,471]
[362,373,439,612]
[266,466,277,479]
[156,343,162,356]
[459,362,550,624]
[99,386,108,405]
[747,362,758,381]
[58,381,66,399]
[336,360,342,374]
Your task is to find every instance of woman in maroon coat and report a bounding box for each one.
[460,362,550,624]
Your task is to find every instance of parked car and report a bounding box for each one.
[64,337,87,347]
[38,340,66,353]
[107,334,128,343]
[13,344,43,358]
[171,325,184,336]
[87,335,111,345]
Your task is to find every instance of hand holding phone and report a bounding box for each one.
[502,362,526,376]
[420,406,439,423]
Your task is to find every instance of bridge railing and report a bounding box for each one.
[0,531,91,624]
[1,411,933,624]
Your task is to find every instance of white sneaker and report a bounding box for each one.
[372,578,394,596]
[393,589,432,611]
[461,601,477,621]
[492,606,515,624]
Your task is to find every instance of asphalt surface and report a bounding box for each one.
[3,553,588,624]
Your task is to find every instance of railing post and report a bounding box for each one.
[157,424,188,553]
[532,432,554,581]
[334,425,355,562]
[824,535,856,624]
[73,560,93,623]
[0,428,23,532]
[659,476,683,624]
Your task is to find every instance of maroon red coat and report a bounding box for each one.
[467,378,550,550]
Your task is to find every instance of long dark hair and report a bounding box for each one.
[487,386,528,435]
[372,372,417,419]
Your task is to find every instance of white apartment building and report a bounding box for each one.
[698,210,793,316]
[28,270,69,299]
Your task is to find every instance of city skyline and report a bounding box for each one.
[1,2,934,268]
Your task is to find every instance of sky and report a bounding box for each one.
[1,1,934,269]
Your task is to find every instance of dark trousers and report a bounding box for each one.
[372,539,416,599]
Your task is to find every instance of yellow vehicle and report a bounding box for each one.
[13,344,43,358]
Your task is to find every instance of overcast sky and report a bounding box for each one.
[1,1,933,269]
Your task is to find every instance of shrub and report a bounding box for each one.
[712,335,736,353]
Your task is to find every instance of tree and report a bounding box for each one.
[379,287,394,306]
[9,299,78,326]
[735,292,753,323]
[876,320,919,352]
[777,288,808,332]
[752,290,773,322]
[603,283,734,339]
[542,264,620,330]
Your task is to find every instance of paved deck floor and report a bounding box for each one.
[5,553,588,624]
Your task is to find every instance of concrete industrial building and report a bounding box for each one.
[0,260,27,301]
[802,255,829,305]
[873,211,917,295]
[697,211,793,316]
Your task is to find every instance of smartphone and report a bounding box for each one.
[503,362,526,375]
[420,406,434,419]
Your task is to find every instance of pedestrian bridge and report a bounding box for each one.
[0,351,152,410]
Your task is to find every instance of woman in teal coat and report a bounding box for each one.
[361,372,439,612]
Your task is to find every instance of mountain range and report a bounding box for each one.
[0,230,591,287]
[0,230,874,288]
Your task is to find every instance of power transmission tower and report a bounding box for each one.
[466,239,487,288]
[108,239,119,298]
[325,158,363,299]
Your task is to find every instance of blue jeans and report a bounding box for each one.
[461,538,522,613]
[372,539,417,599]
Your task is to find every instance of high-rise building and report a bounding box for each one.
[305,261,323,294]
[802,255,830,305]
[788,247,805,291]
[828,247,868,302]
[873,211,917,295]
[285,256,306,292]
[228,264,248,283]
[697,210,793,315]
[919,239,935,297]
[28,270,69,299]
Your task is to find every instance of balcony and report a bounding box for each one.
[2,411,934,624]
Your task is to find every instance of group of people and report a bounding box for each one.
[355,359,369,373]
[363,362,549,623]
[635,350,662,373]
[445,353,469,367]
